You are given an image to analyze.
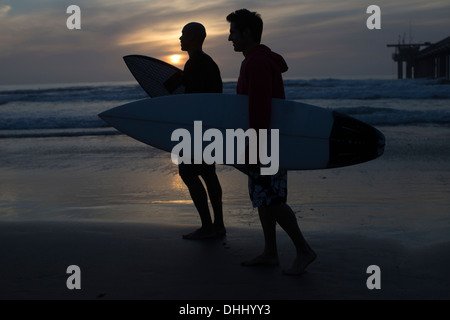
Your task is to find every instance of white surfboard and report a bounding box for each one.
[99,93,385,171]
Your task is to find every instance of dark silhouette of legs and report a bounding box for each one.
[242,203,316,274]
[202,172,225,234]
[179,164,225,239]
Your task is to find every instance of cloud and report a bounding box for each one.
[0,0,449,84]
[0,4,11,16]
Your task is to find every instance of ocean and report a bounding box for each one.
[1,78,450,138]
[1,78,450,245]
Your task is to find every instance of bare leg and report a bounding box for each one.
[241,206,279,266]
[179,170,214,239]
[273,204,317,275]
[202,173,226,235]
[242,204,316,273]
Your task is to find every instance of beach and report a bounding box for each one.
[2,0,450,303]
[1,221,449,300]
[1,124,450,300]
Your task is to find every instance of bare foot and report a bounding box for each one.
[282,250,317,276]
[214,224,227,236]
[241,253,280,267]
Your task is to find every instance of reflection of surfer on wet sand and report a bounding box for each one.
[176,22,226,241]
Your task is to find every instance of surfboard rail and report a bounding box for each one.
[99,94,385,171]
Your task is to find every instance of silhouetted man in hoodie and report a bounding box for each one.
[227,9,316,275]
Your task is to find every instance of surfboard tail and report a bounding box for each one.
[123,55,185,97]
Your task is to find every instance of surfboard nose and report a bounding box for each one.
[375,128,386,158]
[98,108,123,127]
[98,111,106,120]
[98,105,129,124]
[98,110,112,126]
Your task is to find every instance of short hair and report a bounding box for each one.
[226,9,263,44]
[184,22,206,44]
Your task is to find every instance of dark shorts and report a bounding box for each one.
[248,169,288,208]
[178,163,216,178]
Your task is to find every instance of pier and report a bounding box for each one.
[387,36,450,79]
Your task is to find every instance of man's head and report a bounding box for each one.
[227,9,263,53]
[180,22,207,52]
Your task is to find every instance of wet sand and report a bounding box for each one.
[1,126,450,299]
[0,221,449,300]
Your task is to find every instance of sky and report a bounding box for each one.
[0,0,449,85]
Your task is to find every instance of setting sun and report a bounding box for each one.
[169,54,182,65]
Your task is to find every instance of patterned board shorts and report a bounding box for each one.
[247,169,288,208]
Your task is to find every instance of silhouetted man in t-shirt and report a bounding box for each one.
[176,22,225,240]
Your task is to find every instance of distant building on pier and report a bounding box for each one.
[387,36,450,79]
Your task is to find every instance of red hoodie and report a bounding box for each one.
[236,45,288,130]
